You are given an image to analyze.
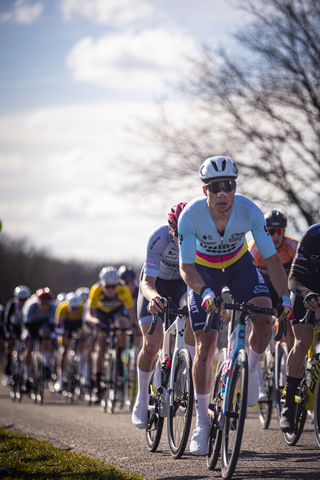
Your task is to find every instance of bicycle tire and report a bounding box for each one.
[221,348,248,480]
[167,348,194,459]
[275,342,289,421]
[207,347,226,470]
[258,353,274,429]
[146,371,164,452]
[314,369,320,447]
[104,349,117,414]
[125,348,137,410]
[34,356,45,405]
[283,403,307,446]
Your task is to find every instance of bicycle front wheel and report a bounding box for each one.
[221,348,248,480]
[314,367,320,447]
[167,348,194,459]
[146,371,164,452]
[207,347,226,470]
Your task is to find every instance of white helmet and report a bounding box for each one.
[99,266,120,285]
[14,285,31,300]
[66,292,81,309]
[199,156,238,183]
[76,286,89,302]
[57,292,67,303]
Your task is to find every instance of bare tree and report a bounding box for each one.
[127,0,320,232]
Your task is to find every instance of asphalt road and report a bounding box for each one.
[1,378,319,480]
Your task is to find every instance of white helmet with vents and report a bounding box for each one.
[199,156,238,182]
[99,266,120,285]
[66,292,81,308]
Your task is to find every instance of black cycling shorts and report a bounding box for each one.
[137,276,187,326]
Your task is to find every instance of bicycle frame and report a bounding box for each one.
[213,308,247,427]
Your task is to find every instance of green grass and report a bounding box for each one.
[0,428,144,480]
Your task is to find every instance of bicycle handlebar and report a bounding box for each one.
[148,299,189,336]
[203,299,274,333]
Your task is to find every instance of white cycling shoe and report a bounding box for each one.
[247,369,259,407]
[132,399,149,429]
[189,425,210,455]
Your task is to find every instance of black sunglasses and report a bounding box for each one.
[205,180,236,194]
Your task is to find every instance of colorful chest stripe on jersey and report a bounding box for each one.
[195,240,248,268]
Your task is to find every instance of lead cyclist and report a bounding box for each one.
[178,155,292,455]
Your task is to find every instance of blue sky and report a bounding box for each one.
[0,0,241,265]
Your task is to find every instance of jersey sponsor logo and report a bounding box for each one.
[150,236,161,250]
[309,227,320,237]
[229,232,245,242]
[145,258,157,265]
[296,253,307,261]
[253,285,269,295]
[256,268,265,284]
[194,322,205,327]
[202,234,214,240]
[188,290,199,314]
[167,249,178,260]
[200,241,238,254]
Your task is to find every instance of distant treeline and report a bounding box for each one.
[0,234,140,307]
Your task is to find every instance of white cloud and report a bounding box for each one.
[59,0,153,26]
[66,29,197,93]
[0,0,43,24]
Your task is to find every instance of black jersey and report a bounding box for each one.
[288,224,320,300]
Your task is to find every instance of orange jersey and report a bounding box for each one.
[249,235,298,273]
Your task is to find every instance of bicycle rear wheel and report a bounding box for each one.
[167,348,194,459]
[146,371,164,452]
[275,342,289,421]
[221,348,248,480]
[103,349,117,414]
[314,369,320,447]
[207,347,226,470]
[258,353,274,429]
[124,348,137,410]
[34,357,45,404]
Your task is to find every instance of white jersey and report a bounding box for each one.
[144,224,181,280]
[178,194,276,269]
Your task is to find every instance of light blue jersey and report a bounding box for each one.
[178,194,276,270]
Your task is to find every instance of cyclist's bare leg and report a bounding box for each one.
[287,323,313,378]
[137,321,163,372]
[247,296,272,355]
[114,316,131,349]
[192,329,218,395]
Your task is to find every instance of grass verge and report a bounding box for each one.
[0,428,144,480]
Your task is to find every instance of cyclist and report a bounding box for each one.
[54,291,85,391]
[178,156,292,455]
[118,265,142,357]
[21,287,56,392]
[86,266,138,402]
[118,265,139,304]
[279,223,320,432]
[3,285,31,386]
[249,210,298,399]
[132,202,195,429]
[76,286,90,304]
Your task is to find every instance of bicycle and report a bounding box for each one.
[101,327,136,414]
[146,302,194,459]
[30,336,46,404]
[206,291,273,480]
[62,331,85,403]
[279,310,320,447]
[257,320,290,429]
[10,339,24,402]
